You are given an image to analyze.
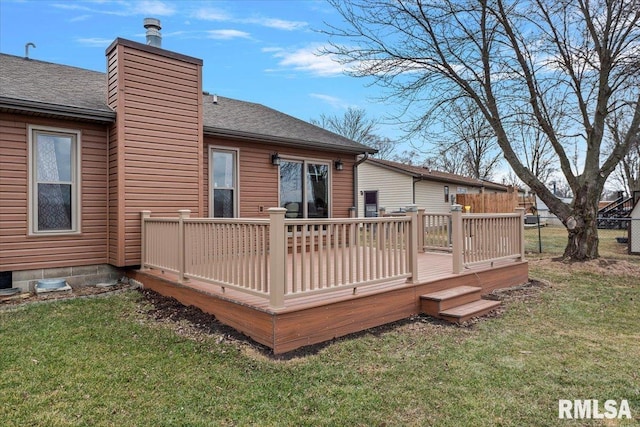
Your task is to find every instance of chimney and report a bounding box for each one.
[143,18,162,48]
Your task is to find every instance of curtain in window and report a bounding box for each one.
[37,136,72,230]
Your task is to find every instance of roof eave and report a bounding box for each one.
[368,158,508,189]
[203,126,376,155]
[0,97,116,123]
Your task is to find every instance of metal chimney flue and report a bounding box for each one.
[144,18,162,48]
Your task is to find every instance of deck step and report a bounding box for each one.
[420,286,482,316]
[438,299,502,323]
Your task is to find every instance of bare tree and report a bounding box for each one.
[438,99,502,179]
[607,113,640,195]
[513,115,558,186]
[324,0,640,260]
[424,141,469,176]
[311,107,398,159]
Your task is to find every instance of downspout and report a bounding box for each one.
[353,152,370,215]
[413,176,426,205]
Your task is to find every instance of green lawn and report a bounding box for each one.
[1,247,639,425]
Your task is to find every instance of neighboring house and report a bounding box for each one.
[535,196,573,226]
[0,35,374,290]
[357,157,511,217]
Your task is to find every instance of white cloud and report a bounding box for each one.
[309,93,350,109]
[69,14,91,22]
[242,17,307,31]
[206,29,251,40]
[76,37,114,47]
[192,7,306,31]
[53,0,175,17]
[261,47,283,53]
[268,44,346,77]
[192,7,231,22]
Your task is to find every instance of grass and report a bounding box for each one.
[525,224,632,259]
[1,243,639,425]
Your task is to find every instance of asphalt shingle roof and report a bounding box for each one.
[0,52,374,154]
[0,53,111,113]
[202,94,374,153]
[367,157,509,191]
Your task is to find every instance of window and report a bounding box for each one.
[444,186,449,203]
[29,126,80,234]
[210,148,238,218]
[280,160,329,218]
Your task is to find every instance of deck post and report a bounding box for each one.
[406,205,419,283]
[140,210,151,270]
[515,207,526,261]
[268,207,287,309]
[417,208,425,253]
[177,209,191,283]
[451,204,463,274]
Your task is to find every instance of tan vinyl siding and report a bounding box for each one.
[357,161,413,216]
[0,113,109,271]
[414,180,454,214]
[107,42,203,267]
[204,137,356,219]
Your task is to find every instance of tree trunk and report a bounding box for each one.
[562,190,600,260]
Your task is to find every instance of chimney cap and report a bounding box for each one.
[143,17,161,29]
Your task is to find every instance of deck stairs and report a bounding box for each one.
[597,194,633,229]
[420,285,501,323]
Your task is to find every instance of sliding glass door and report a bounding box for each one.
[280,160,329,218]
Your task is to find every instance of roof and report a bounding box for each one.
[202,95,374,153]
[366,158,510,191]
[0,53,114,122]
[0,52,374,154]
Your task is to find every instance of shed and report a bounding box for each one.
[629,197,640,255]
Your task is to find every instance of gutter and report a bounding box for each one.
[0,97,115,123]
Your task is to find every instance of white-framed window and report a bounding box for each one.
[279,159,330,219]
[28,125,81,235]
[209,147,238,218]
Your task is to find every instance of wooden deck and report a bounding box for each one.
[131,251,528,354]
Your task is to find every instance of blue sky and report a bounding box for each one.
[0,0,414,152]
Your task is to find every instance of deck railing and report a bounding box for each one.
[418,211,452,252]
[140,205,524,308]
[141,208,417,308]
[450,206,525,273]
[281,215,413,301]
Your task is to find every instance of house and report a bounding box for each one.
[357,157,513,217]
[1,23,528,353]
[0,32,374,291]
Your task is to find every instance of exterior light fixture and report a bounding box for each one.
[271,153,281,166]
[334,159,344,171]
